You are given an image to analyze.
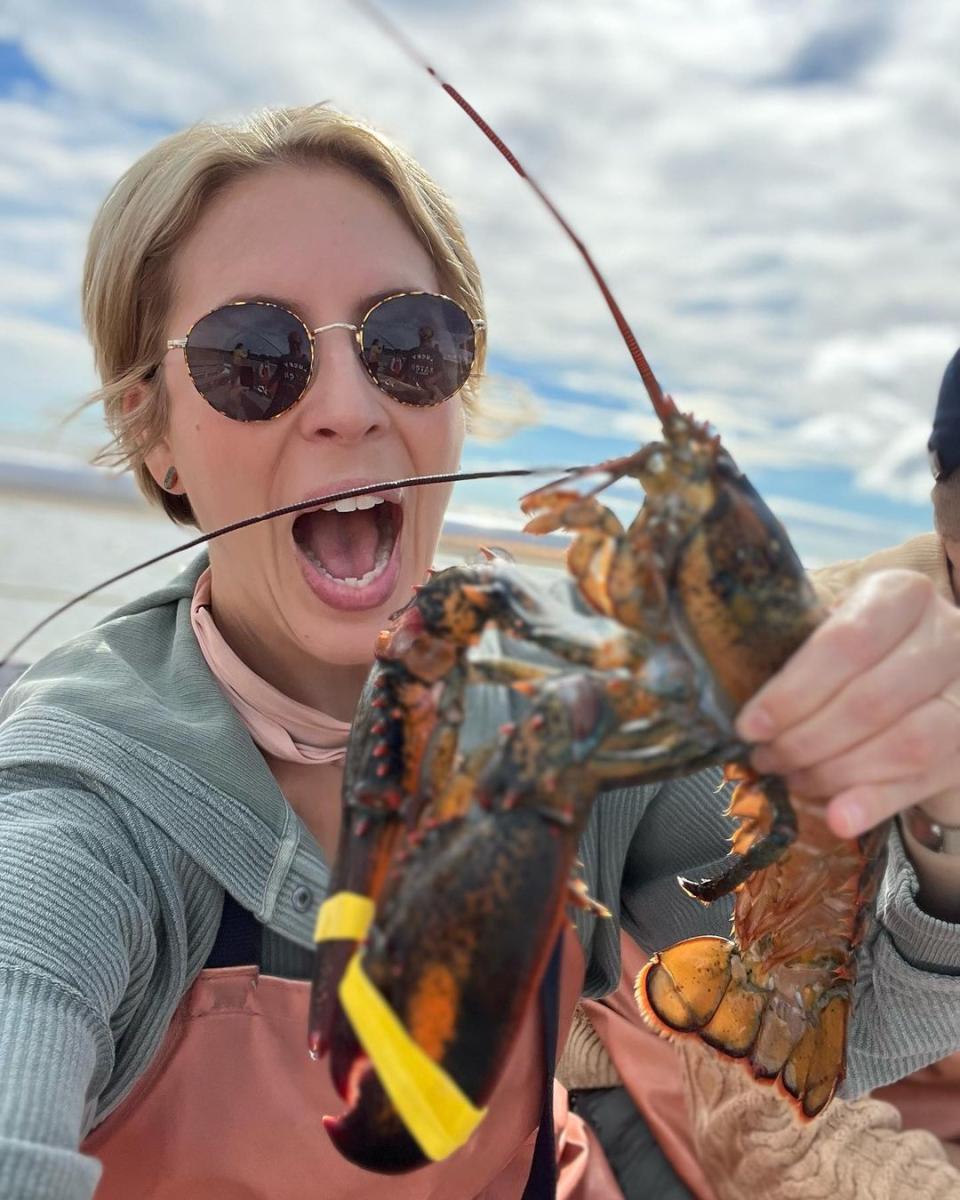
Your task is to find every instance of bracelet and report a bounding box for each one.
[899,805,960,856]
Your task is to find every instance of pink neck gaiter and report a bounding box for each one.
[190,568,351,765]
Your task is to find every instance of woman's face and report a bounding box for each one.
[151,165,466,699]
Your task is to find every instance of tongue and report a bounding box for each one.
[304,509,380,579]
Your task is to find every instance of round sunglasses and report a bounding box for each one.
[158,291,485,422]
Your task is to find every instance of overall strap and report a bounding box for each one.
[521,933,563,1199]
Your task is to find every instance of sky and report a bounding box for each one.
[1,0,959,568]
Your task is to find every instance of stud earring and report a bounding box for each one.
[162,467,179,491]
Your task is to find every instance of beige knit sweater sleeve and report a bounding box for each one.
[676,1040,960,1199]
[810,532,951,606]
[556,1004,622,1091]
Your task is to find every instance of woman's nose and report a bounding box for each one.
[295,328,387,444]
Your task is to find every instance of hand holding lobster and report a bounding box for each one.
[738,569,960,847]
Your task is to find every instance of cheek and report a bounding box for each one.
[408,402,465,471]
[170,405,272,527]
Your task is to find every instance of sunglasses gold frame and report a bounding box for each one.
[158,290,486,420]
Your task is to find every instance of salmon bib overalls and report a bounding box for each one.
[83,916,620,1199]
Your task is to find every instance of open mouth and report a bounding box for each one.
[292,491,404,611]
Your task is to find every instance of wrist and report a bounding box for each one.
[898,811,960,925]
[915,786,960,829]
[900,803,960,855]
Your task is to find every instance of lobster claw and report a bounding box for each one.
[309,795,404,1061]
[323,1069,427,1173]
[309,937,362,1065]
[320,800,574,1172]
[309,651,414,1062]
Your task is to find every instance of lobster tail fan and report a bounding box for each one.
[781,993,849,1118]
[635,935,849,1120]
[635,936,737,1034]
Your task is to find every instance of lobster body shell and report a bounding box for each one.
[667,463,824,709]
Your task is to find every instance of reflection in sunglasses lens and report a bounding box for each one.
[362,294,475,406]
[184,303,312,422]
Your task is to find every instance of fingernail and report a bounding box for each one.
[738,705,775,742]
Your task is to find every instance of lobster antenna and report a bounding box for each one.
[0,464,575,669]
[349,0,670,423]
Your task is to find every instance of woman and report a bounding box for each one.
[1,103,959,1200]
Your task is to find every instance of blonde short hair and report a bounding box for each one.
[82,104,486,526]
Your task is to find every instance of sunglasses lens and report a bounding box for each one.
[184,303,311,421]
[361,294,476,406]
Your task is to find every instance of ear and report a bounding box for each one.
[123,382,179,493]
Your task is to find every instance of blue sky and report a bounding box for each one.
[0,40,49,96]
[1,1,958,566]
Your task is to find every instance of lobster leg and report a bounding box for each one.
[466,657,561,686]
[522,483,671,631]
[678,771,798,904]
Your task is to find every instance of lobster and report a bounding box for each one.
[303,1,892,1174]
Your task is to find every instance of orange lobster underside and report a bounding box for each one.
[636,769,887,1119]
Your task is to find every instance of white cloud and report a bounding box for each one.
[0,0,957,561]
[0,315,99,440]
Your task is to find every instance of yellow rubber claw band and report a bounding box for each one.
[313,892,376,944]
[338,952,487,1162]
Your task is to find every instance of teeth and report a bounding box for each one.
[301,540,392,588]
[320,495,384,513]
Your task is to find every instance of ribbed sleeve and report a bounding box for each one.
[0,972,105,1198]
[879,827,960,973]
[0,780,166,1197]
[261,926,313,978]
[844,825,960,1095]
[619,767,734,954]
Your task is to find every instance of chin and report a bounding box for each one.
[294,568,425,667]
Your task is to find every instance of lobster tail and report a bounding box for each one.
[635,935,849,1119]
